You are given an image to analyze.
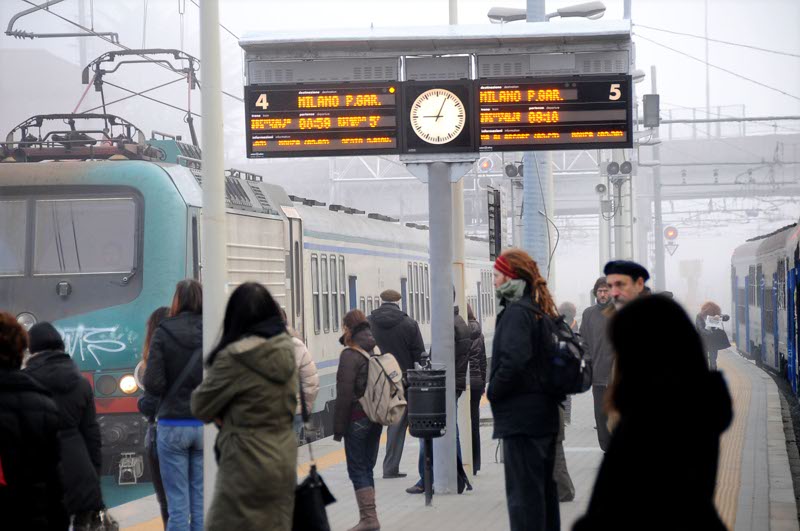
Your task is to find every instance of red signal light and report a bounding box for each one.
[664,226,678,240]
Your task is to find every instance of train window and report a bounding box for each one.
[413,264,420,322]
[778,259,787,310]
[765,288,775,332]
[424,264,430,323]
[408,263,415,320]
[294,242,302,316]
[748,266,756,305]
[321,255,330,332]
[331,258,339,332]
[360,296,366,314]
[311,255,320,334]
[34,198,136,275]
[339,257,347,321]
[737,288,746,325]
[0,200,27,276]
[367,297,374,315]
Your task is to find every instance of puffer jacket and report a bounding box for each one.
[454,307,472,393]
[191,326,298,531]
[24,351,104,514]
[333,323,376,440]
[289,331,320,416]
[369,302,426,375]
[144,312,203,419]
[488,290,559,439]
[467,318,488,392]
[0,368,68,530]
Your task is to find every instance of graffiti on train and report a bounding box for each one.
[57,325,130,366]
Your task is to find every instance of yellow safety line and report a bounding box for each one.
[714,354,751,531]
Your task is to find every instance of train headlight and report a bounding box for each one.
[16,312,37,331]
[119,375,138,395]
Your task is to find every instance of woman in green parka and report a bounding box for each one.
[191,282,298,531]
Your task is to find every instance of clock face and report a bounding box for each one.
[409,88,466,145]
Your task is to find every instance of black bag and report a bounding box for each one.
[707,328,731,352]
[292,370,335,531]
[533,306,592,397]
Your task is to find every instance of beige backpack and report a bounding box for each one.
[353,347,407,426]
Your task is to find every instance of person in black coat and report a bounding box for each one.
[0,312,69,531]
[466,305,487,474]
[573,295,732,531]
[24,322,105,527]
[143,279,204,530]
[369,289,426,479]
[488,250,561,531]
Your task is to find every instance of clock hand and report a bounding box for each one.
[434,97,447,121]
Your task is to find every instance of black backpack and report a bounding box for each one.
[532,306,592,397]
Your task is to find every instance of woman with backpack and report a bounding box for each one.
[488,249,561,531]
[334,309,382,531]
[143,279,204,531]
[191,282,297,531]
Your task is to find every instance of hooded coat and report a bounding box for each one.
[191,331,298,531]
[467,318,487,392]
[289,333,320,416]
[333,323,377,440]
[0,369,68,531]
[144,312,203,419]
[24,351,104,514]
[454,307,472,393]
[368,302,426,376]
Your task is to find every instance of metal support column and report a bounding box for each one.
[651,65,666,291]
[199,0,226,513]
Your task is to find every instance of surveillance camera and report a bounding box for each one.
[595,183,607,194]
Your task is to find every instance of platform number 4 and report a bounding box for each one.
[255,93,269,110]
[608,84,621,101]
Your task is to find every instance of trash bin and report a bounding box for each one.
[407,368,447,439]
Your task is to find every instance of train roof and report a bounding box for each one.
[731,240,761,265]
[756,223,798,256]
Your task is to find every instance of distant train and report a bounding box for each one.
[0,113,496,489]
[731,221,799,395]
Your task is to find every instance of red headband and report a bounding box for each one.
[494,255,518,279]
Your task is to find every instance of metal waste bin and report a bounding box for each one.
[407,368,446,439]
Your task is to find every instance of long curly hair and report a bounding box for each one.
[0,312,28,370]
[499,248,558,317]
[699,301,722,318]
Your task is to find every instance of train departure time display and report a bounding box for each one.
[245,82,400,158]
[476,75,632,152]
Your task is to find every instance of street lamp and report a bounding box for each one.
[488,2,606,23]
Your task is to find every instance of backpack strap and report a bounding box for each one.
[157,346,202,418]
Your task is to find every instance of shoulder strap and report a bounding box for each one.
[157,346,202,417]
[350,346,372,360]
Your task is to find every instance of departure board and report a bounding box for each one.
[245,82,400,158]
[476,75,632,152]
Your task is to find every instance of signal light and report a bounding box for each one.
[478,157,493,172]
[664,226,678,240]
[606,162,620,175]
[505,163,523,178]
[620,161,632,174]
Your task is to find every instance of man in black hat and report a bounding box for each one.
[369,288,426,478]
[604,260,650,310]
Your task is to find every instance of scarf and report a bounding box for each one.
[496,278,527,304]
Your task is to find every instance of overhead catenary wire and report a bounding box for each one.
[634,33,800,103]
[80,77,188,114]
[634,23,800,59]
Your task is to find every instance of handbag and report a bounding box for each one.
[292,370,335,531]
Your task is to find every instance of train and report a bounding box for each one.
[730,221,799,396]
[0,113,496,493]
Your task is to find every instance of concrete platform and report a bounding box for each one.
[118,349,799,531]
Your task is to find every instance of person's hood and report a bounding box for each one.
[370,303,406,329]
[160,312,203,350]
[0,368,52,396]
[468,319,482,340]
[227,333,296,385]
[23,350,82,394]
[351,322,377,352]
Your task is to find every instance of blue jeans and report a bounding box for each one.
[344,417,382,490]
[157,424,204,531]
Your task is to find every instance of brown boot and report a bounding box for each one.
[347,487,380,531]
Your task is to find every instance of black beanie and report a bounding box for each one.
[28,322,65,353]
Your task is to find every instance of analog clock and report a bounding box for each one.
[409,88,466,145]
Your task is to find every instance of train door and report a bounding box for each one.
[733,271,740,349]
[288,218,305,338]
[745,273,751,357]
[349,276,358,310]
[773,272,780,369]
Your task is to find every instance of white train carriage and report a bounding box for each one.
[290,197,495,437]
[756,227,793,372]
[731,239,761,359]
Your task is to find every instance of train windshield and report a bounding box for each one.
[0,200,27,275]
[33,198,137,275]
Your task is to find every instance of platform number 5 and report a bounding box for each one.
[609,84,621,101]
[255,93,269,110]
